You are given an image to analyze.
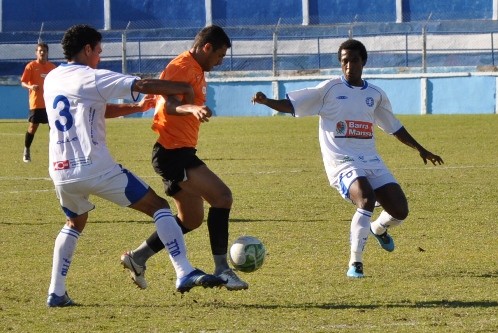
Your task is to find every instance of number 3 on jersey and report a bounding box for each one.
[53,95,73,132]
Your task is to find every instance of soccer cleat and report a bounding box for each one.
[371,229,395,252]
[23,148,31,163]
[47,292,75,307]
[176,268,227,294]
[346,262,364,278]
[217,268,249,290]
[120,251,147,289]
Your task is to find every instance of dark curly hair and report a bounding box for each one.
[61,24,102,61]
[338,39,368,65]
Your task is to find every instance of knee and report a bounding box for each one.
[390,205,409,221]
[353,192,376,212]
[211,189,233,209]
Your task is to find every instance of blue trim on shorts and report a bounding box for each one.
[123,168,149,204]
[62,206,79,218]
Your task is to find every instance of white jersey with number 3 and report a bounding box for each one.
[44,63,139,185]
[286,76,403,183]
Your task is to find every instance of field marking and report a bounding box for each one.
[0,164,496,182]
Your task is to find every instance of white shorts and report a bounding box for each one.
[54,164,149,218]
[332,167,398,202]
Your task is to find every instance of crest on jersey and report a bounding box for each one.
[365,97,374,107]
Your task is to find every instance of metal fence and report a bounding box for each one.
[1,21,498,79]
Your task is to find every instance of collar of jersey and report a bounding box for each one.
[61,62,87,67]
[341,75,368,90]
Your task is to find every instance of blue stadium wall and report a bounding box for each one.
[2,75,496,118]
[1,0,494,32]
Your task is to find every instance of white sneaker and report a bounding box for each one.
[120,251,147,289]
[217,268,249,291]
[23,148,31,163]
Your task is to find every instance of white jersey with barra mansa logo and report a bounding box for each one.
[44,63,139,185]
[286,76,403,181]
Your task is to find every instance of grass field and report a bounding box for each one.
[0,114,497,333]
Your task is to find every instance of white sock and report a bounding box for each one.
[153,208,194,279]
[371,210,404,235]
[48,225,80,296]
[349,208,372,266]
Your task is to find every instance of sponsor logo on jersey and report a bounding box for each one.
[336,95,348,99]
[53,157,92,171]
[53,160,70,170]
[335,120,373,139]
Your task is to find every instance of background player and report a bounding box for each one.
[20,42,56,162]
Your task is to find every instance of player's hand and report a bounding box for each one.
[138,94,156,111]
[193,105,212,123]
[420,149,444,166]
[31,84,40,91]
[252,92,267,105]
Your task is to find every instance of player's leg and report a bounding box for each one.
[23,120,37,162]
[334,168,376,278]
[178,164,248,290]
[24,109,47,162]
[368,169,408,252]
[47,183,94,307]
[346,176,376,278]
[370,183,408,247]
[107,165,224,292]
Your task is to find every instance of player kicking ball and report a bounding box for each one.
[44,24,226,307]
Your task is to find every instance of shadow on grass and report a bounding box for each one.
[76,299,498,310]
[208,299,498,310]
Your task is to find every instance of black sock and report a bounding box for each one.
[25,132,34,148]
[145,231,165,253]
[207,207,230,255]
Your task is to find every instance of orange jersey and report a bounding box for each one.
[21,60,56,109]
[152,51,206,149]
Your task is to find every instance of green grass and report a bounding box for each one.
[0,115,497,333]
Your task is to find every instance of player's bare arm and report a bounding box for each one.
[132,79,194,104]
[166,95,212,123]
[105,96,156,118]
[393,127,444,165]
[251,91,294,114]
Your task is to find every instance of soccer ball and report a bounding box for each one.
[229,236,266,273]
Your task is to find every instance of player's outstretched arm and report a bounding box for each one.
[252,92,294,114]
[105,95,156,118]
[393,127,444,166]
[133,79,194,104]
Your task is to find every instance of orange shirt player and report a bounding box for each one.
[121,25,250,291]
[20,42,56,162]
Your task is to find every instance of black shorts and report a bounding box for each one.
[151,142,205,196]
[28,108,48,124]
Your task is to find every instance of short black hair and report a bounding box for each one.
[37,42,49,51]
[61,24,102,61]
[338,39,368,65]
[192,25,231,51]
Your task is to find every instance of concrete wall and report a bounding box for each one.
[0,0,495,32]
[2,73,496,119]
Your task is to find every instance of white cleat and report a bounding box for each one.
[217,268,249,291]
[120,251,147,289]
